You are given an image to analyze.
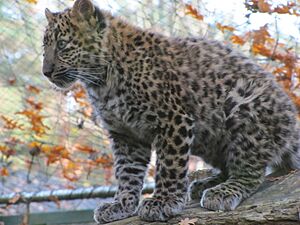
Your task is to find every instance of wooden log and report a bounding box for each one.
[105,170,300,225]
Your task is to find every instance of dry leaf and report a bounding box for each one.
[74,143,96,154]
[26,85,40,94]
[252,24,272,45]
[251,43,272,57]
[7,77,16,85]
[0,115,24,130]
[16,110,49,136]
[94,154,113,166]
[230,35,246,45]
[257,0,271,13]
[179,218,198,225]
[26,97,43,111]
[8,194,21,204]
[0,167,9,177]
[25,0,38,4]
[48,196,61,208]
[185,4,204,21]
[216,23,235,33]
[274,2,298,15]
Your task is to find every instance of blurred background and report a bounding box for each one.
[0,0,299,218]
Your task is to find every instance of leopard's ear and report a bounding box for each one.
[72,0,95,20]
[45,8,54,22]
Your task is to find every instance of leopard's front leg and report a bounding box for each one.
[138,113,194,222]
[94,134,151,224]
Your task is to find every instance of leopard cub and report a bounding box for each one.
[43,0,300,223]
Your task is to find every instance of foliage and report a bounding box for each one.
[185,0,300,111]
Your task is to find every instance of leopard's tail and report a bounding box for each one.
[290,122,300,170]
[279,123,300,171]
[270,122,300,174]
[290,141,300,170]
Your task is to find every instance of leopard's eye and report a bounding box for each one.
[57,40,67,50]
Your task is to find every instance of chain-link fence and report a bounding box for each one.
[0,0,213,214]
[0,0,299,215]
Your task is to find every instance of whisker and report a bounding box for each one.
[66,72,104,86]
[72,70,106,78]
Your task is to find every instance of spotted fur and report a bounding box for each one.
[43,0,300,223]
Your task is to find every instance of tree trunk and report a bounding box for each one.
[106,170,300,225]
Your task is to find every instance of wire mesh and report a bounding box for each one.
[0,0,211,214]
[0,0,212,192]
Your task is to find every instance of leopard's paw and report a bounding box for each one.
[189,173,227,201]
[200,185,243,211]
[138,197,185,222]
[94,201,137,224]
[188,178,218,201]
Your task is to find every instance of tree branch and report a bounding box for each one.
[106,170,300,225]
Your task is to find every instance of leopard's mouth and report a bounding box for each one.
[48,70,77,89]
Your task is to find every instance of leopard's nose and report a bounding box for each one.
[42,64,54,78]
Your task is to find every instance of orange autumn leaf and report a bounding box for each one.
[252,24,273,45]
[279,52,297,69]
[295,66,300,77]
[0,142,17,158]
[0,115,24,130]
[273,3,299,15]
[292,95,300,106]
[0,145,16,158]
[63,173,80,182]
[26,97,43,111]
[230,35,246,45]
[0,145,9,152]
[257,0,271,13]
[33,125,49,136]
[26,85,41,94]
[25,0,38,4]
[48,196,61,208]
[185,4,204,21]
[216,23,235,33]
[72,85,93,117]
[29,141,42,149]
[32,143,70,165]
[5,137,23,145]
[274,5,291,14]
[74,89,86,99]
[82,107,93,118]
[74,143,96,154]
[94,154,113,167]
[251,43,272,57]
[16,110,49,136]
[64,184,76,189]
[8,194,21,204]
[247,0,299,15]
[62,160,81,182]
[8,77,16,85]
[273,67,288,76]
[28,141,42,156]
[73,85,91,108]
[269,52,296,79]
[41,145,70,165]
[278,79,292,90]
[0,167,9,177]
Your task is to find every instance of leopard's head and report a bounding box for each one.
[43,0,107,89]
